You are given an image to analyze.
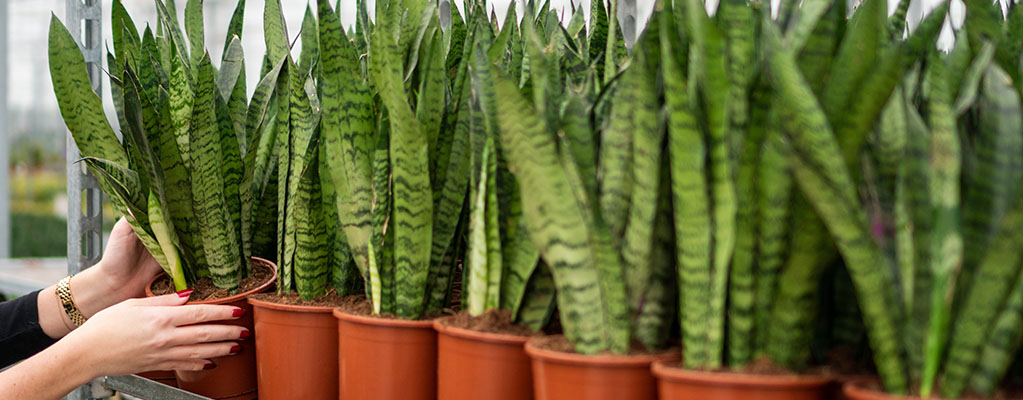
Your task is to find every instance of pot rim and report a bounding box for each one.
[841,379,937,400]
[524,336,678,367]
[246,295,337,313]
[651,360,833,389]
[144,257,277,305]
[332,308,435,329]
[433,315,531,346]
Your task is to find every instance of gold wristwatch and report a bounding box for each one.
[56,275,87,327]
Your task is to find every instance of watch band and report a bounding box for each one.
[56,275,87,327]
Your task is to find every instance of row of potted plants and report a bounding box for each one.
[46,0,1023,398]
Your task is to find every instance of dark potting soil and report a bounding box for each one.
[439,309,535,337]
[249,288,350,307]
[530,334,673,356]
[820,345,876,376]
[151,262,273,301]
[334,296,441,321]
[736,356,799,376]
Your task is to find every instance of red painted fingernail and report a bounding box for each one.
[176,289,194,298]
[231,308,245,318]
[239,329,250,339]
[203,362,216,370]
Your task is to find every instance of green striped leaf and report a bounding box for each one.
[373,2,434,319]
[661,10,712,368]
[918,55,961,398]
[959,65,1023,297]
[493,71,613,353]
[184,0,204,68]
[618,46,666,351]
[49,16,129,167]
[190,53,243,290]
[155,0,190,73]
[763,24,907,392]
[318,0,376,286]
[465,140,492,315]
[223,0,246,56]
[294,150,331,299]
[819,0,884,127]
[514,261,556,331]
[264,0,291,64]
[968,274,1023,396]
[941,197,1023,398]
[298,4,320,76]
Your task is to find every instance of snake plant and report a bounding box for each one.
[764,0,1023,396]
[317,0,482,318]
[48,0,262,292]
[482,0,678,353]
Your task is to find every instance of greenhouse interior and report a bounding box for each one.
[1,0,1022,398]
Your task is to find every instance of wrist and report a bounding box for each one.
[52,329,105,383]
[71,264,125,319]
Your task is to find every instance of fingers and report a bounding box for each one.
[154,360,216,372]
[128,292,192,308]
[108,218,132,240]
[166,304,244,326]
[164,342,240,362]
[166,324,249,346]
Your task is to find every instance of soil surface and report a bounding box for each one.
[439,309,535,336]
[151,262,273,302]
[821,345,875,376]
[249,288,350,307]
[737,356,799,376]
[530,334,675,356]
[334,296,439,321]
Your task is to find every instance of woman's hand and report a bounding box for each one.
[38,217,167,338]
[87,217,165,303]
[2,292,248,400]
[64,291,248,376]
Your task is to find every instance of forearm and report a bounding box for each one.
[37,261,126,339]
[0,334,97,399]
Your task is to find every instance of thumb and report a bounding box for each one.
[130,291,193,307]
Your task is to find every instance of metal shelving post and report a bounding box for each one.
[61,1,209,398]
[63,0,104,396]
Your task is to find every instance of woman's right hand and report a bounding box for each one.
[62,291,248,377]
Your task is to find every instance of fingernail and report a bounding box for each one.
[230,345,242,354]
[239,329,250,339]
[176,289,194,298]
[203,362,217,370]
[232,308,246,318]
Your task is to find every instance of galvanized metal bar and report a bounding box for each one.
[64,0,103,276]
[100,375,213,400]
[64,0,103,399]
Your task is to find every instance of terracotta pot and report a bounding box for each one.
[434,316,532,400]
[137,370,177,388]
[247,296,338,400]
[834,375,878,400]
[651,360,833,400]
[524,337,678,400]
[334,309,437,400]
[145,257,277,400]
[841,380,938,400]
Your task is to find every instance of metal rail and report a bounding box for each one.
[61,1,212,399]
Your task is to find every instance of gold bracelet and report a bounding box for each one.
[56,276,87,327]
